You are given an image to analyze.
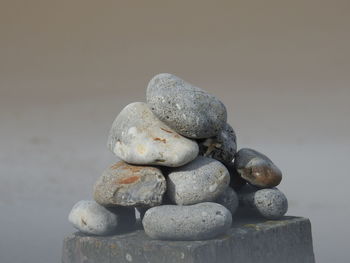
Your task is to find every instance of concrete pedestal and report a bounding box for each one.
[62,216,315,263]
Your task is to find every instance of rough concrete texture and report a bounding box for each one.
[62,216,315,263]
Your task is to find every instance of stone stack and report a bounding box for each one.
[68,73,288,241]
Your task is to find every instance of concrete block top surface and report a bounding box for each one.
[62,216,315,263]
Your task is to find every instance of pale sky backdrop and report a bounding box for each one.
[1,1,349,262]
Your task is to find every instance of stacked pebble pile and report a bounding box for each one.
[68,73,288,241]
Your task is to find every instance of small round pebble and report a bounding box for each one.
[238,185,288,219]
[93,161,166,207]
[146,73,227,139]
[107,102,198,167]
[215,187,239,215]
[167,156,230,205]
[68,200,136,235]
[234,148,282,188]
[142,202,232,241]
[198,123,237,164]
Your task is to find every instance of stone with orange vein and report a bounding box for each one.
[93,161,166,207]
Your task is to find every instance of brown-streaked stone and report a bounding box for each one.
[234,148,282,188]
[93,161,166,207]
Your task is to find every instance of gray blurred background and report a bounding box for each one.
[1,0,349,262]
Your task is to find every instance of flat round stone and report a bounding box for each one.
[238,185,288,219]
[215,187,239,215]
[146,73,227,139]
[234,148,282,188]
[166,156,230,205]
[198,123,237,164]
[142,202,232,241]
[93,162,166,207]
[107,102,199,167]
[68,200,136,236]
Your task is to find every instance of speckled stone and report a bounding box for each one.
[234,148,282,188]
[198,123,237,164]
[142,202,232,241]
[107,102,198,167]
[166,156,230,205]
[146,73,227,139]
[93,162,166,207]
[238,185,288,219]
[215,187,239,215]
[68,200,136,236]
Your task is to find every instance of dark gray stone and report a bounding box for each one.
[146,73,227,139]
[226,162,247,190]
[198,123,237,164]
[62,216,315,263]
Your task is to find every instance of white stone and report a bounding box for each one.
[68,200,135,236]
[107,102,199,167]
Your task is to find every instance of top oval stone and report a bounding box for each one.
[146,73,227,139]
[107,102,199,167]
